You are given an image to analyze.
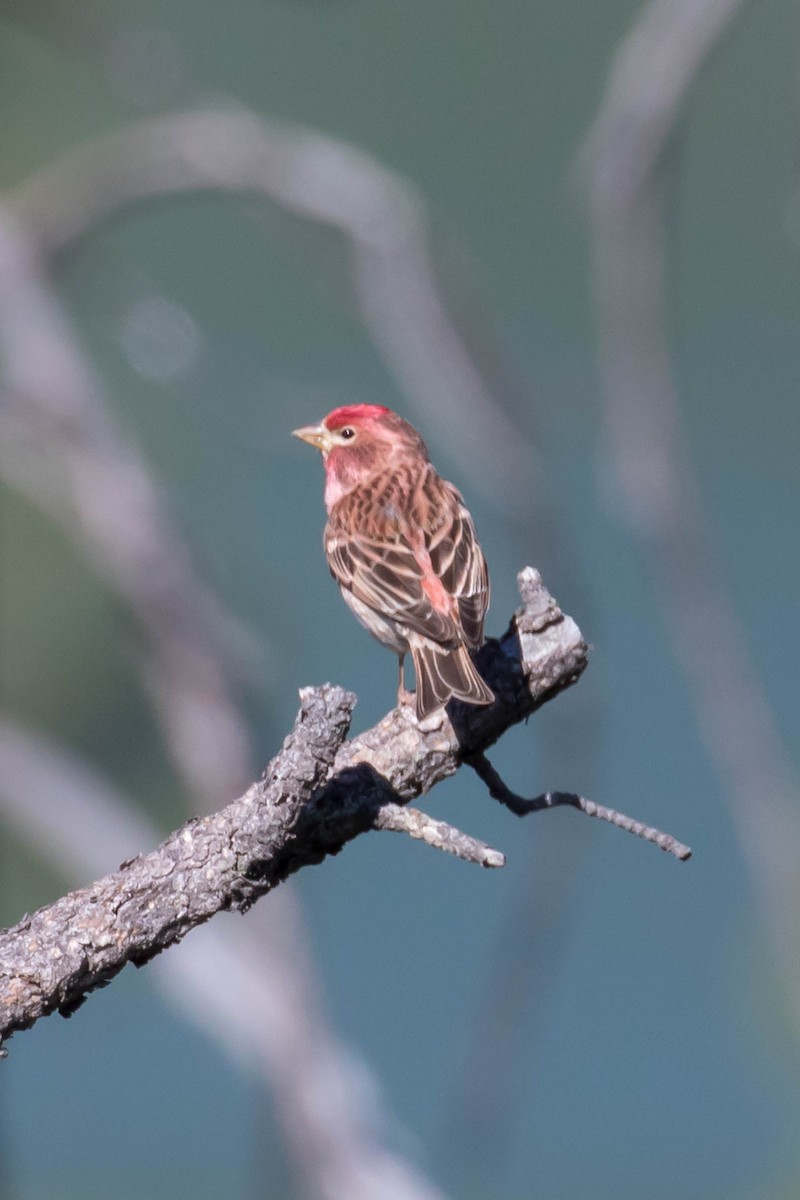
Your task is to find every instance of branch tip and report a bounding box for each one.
[374,802,505,869]
[467,753,691,862]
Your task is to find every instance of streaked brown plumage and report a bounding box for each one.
[293,405,493,721]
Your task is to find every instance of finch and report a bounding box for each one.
[292,404,494,722]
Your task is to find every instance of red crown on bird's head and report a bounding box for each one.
[323,405,392,431]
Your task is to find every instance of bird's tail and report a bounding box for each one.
[411,643,494,721]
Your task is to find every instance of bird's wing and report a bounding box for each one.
[326,466,484,648]
[424,483,490,648]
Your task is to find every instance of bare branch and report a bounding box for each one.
[467,753,691,860]
[0,568,593,1047]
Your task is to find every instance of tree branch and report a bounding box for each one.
[0,568,690,1050]
[0,684,353,1041]
[0,568,577,1046]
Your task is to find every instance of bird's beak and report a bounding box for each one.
[292,422,331,453]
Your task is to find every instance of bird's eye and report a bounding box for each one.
[340,427,356,440]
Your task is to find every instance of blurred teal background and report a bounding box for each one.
[1,1,800,1198]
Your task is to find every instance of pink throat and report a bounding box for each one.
[323,449,363,511]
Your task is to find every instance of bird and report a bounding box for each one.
[292,404,494,723]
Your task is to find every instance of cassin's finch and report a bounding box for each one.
[293,405,493,722]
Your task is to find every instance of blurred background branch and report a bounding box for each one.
[583,0,800,1037]
[0,201,252,802]
[12,107,545,522]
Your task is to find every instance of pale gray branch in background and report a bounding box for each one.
[579,0,749,214]
[582,0,800,1033]
[0,205,251,804]
[12,107,544,521]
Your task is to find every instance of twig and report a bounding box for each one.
[375,804,505,869]
[467,753,691,861]
[0,567,591,1047]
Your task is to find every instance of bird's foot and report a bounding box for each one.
[396,685,416,712]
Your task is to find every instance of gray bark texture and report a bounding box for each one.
[0,568,586,1049]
